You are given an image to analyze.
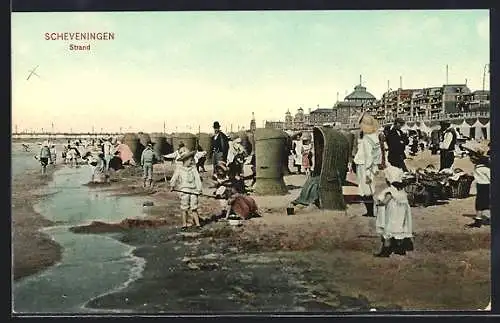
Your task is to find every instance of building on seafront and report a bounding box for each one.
[264,75,490,132]
[334,79,377,127]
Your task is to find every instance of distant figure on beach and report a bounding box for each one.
[38,141,52,175]
[210,121,229,176]
[66,145,79,167]
[61,145,67,163]
[466,145,490,228]
[141,143,156,188]
[439,121,457,171]
[108,151,124,171]
[301,138,313,177]
[430,129,441,155]
[227,137,247,178]
[103,137,114,170]
[84,152,107,183]
[293,134,303,174]
[49,144,57,165]
[378,128,389,170]
[169,150,202,231]
[194,145,207,173]
[385,118,409,172]
[374,166,414,257]
[409,134,419,156]
[94,153,108,183]
[22,144,30,152]
[354,113,382,218]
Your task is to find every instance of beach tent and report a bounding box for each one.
[471,119,486,140]
[418,122,431,135]
[115,143,135,165]
[484,121,490,140]
[458,120,471,138]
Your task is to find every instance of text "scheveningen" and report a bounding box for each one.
[44,32,115,41]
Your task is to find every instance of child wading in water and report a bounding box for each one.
[466,145,490,228]
[169,150,202,231]
[374,165,414,257]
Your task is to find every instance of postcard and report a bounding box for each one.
[11,9,491,314]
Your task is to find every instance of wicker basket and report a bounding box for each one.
[449,175,474,199]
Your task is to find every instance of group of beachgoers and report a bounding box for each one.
[166,121,257,231]
[33,138,127,182]
[351,113,490,258]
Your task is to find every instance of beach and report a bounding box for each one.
[12,148,490,312]
[12,163,63,281]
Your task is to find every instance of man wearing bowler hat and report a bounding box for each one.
[439,120,457,170]
[210,121,230,176]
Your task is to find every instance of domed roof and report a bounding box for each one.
[345,85,376,101]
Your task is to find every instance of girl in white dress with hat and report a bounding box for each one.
[374,165,414,257]
[354,113,382,217]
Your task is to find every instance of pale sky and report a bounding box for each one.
[11,10,489,133]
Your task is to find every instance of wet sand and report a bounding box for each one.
[74,152,490,311]
[12,165,63,281]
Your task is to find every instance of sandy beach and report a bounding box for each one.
[12,165,63,281]
[12,149,490,311]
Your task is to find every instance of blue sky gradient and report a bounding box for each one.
[12,10,489,133]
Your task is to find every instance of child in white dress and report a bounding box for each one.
[374,165,414,257]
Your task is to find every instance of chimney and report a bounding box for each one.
[446,64,449,85]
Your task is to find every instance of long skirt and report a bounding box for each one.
[476,184,490,211]
[356,164,375,197]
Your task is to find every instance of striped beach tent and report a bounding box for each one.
[484,120,490,140]
[458,120,471,138]
[418,122,431,135]
[471,119,486,140]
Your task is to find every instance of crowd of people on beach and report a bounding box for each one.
[351,113,490,258]
[28,113,490,252]
[33,137,128,182]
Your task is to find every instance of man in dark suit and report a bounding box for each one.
[210,121,230,176]
[439,121,457,170]
[385,118,409,172]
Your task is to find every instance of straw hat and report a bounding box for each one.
[178,150,196,161]
[463,142,489,157]
[359,113,379,134]
[384,165,404,184]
